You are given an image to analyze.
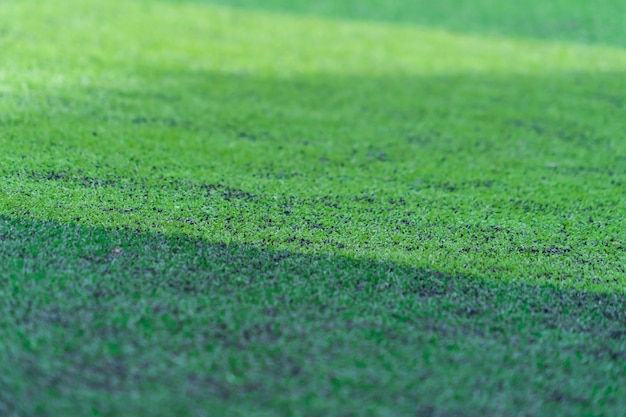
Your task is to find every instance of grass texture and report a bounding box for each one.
[1,0,625,415]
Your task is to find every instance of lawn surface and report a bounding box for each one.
[1,0,625,415]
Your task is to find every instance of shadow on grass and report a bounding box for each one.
[1,214,625,415]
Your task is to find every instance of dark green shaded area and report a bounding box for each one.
[1,215,625,416]
[155,0,626,48]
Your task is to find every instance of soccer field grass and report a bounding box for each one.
[1,0,625,415]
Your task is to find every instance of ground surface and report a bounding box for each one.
[1,0,625,416]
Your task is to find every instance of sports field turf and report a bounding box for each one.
[1,0,625,415]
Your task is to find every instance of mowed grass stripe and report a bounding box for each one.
[2,72,624,291]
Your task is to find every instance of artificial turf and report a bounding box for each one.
[1,0,625,415]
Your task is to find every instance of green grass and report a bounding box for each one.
[1,0,625,415]
[171,0,626,48]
